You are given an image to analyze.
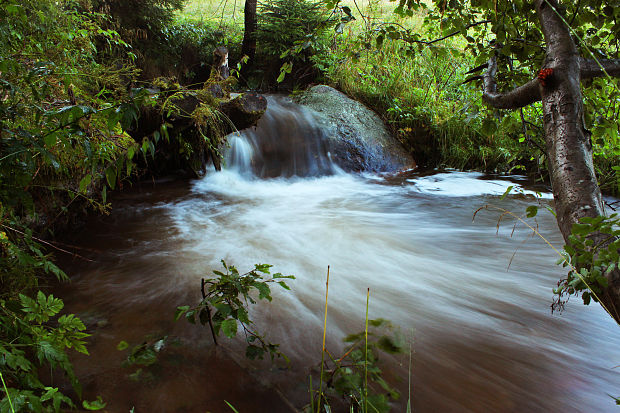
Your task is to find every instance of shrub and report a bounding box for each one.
[256,0,335,86]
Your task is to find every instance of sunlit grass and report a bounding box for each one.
[179,0,244,25]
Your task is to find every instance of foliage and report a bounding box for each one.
[258,0,331,57]
[0,0,148,221]
[176,261,295,361]
[310,0,619,189]
[90,0,187,38]
[418,0,620,188]
[0,292,92,412]
[308,319,405,413]
[116,336,168,382]
[0,1,160,410]
[312,2,543,172]
[141,75,233,175]
[257,0,335,84]
[554,214,620,312]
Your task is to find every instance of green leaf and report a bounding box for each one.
[254,282,272,301]
[174,306,190,321]
[526,205,538,218]
[377,334,405,354]
[212,302,231,317]
[44,133,57,148]
[277,281,291,290]
[105,168,116,190]
[254,263,272,274]
[83,396,107,410]
[597,275,609,288]
[221,319,237,338]
[245,345,265,360]
[117,341,129,351]
[500,186,513,200]
[79,174,92,194]
[40,387,58,402]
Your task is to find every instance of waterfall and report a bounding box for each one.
[224,96,340,178]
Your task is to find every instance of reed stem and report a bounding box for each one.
[0,370,15,413]
[316,265,330,413]
[364,287,370,413]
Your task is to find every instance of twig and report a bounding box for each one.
[201,278,218,346]
[1,224,94,262]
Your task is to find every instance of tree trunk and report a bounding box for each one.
[241,0,257,69]
[536,0,620,321]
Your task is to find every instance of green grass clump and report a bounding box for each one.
[319,29,539,171]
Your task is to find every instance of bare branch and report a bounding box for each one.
[464,62,488,75]
[481,56,541,109]
[401,20,491,46]
[580,57,620,80]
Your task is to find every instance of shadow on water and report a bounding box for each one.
[55,97,620,412]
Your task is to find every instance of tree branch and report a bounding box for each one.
[401,20,491,46]
[481,56,542,109]
[580,57,620,80]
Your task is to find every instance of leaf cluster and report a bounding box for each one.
[176,261,294,362]
[257,0,336,84]
[0,292,91,412]
[555,214,620,309]
[0,0,152,219]
[309,319,405,413]
[421,0,620,186]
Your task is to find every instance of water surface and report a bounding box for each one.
[57,97,620,412]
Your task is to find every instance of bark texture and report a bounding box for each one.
[482,58,542,109]
[579,58,620,80]
[241,0,257,68]
[213,47,230,81]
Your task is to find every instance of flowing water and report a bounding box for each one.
[58,97,620,412]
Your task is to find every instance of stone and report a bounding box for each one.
[294,85,415,172]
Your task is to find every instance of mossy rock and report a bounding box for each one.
[295,85,415,172]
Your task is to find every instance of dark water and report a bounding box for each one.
[56,97,620,413]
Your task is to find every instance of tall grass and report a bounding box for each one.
[319,27,539,171]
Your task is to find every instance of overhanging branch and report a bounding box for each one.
[481,56,541,110]
[400,20,491,47]
[580,57,620,80]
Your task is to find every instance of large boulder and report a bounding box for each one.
[294,85,415,172]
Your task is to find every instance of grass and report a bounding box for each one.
[0,371,15,413]
[178,0,244,27]
[320,27,538,170]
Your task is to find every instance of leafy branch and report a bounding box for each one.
[175,261,295,362]
[309,318,405,413]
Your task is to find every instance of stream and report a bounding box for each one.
[57,97,620,412]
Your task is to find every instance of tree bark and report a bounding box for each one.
[536,0,605,239]
[579,57,620,80]
[241,0,257,69]
[481,57,541,109]
[213,46,230,81]
[535,0,620,321]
